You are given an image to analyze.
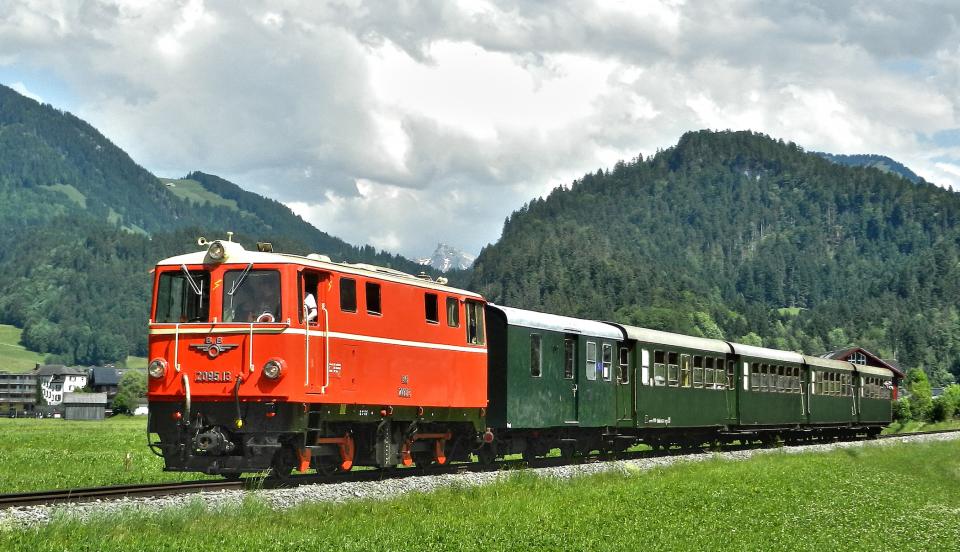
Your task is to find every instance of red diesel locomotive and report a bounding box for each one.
[147,236,489,476]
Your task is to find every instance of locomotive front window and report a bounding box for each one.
[223,269,281,323]
[155,270,210,323]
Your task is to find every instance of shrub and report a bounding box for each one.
[892,398,912,422]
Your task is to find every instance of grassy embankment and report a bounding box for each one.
[882,418,960,433]
[0,323,146,372]
[2,438,958,550]
[0,417,218,493]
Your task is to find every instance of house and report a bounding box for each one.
[0,371,37,416]
[87,366,121,402]
[62,392,108,421]
[34,365,88,406]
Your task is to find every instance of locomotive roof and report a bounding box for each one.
[156,243,483,299]
[488,305,622,339]
[610,324,731,354]
[801,355,854,372]
[729,343,805,364]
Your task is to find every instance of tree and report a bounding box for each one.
[906,368,933,421]
[739,332,763,347]
[112,370,147,414]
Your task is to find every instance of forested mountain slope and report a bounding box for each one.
[817,152,923,184]
[0,84,425,365]
[471,130,960,382]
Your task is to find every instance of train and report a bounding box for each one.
[146,236,897,477]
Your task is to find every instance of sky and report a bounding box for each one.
[2,1,960,259]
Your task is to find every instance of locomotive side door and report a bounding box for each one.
[301,270,330,393]
[562,335,579,423]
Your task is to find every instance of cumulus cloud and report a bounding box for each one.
[2,0,959,257]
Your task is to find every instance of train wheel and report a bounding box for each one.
[476,445,496,465]
[314,456,340,476]
[559,443,576,461]
[270,447,296,481]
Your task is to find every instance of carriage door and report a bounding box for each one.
[562,335,579,423]
[615,346,633,426]
[302,270,330,394]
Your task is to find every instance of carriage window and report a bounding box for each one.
[726,360,734,389]
[602,344,613,381]
[751,363,760,391]
[424,293,439,324]
[680,355,691,388]
[155,270,210,323]
[223,269,281,323]
[446,297,459,327]
[654,350,666,387]
[564,338,575,380]
[667,352,679,387]
[693,356,704,389]
[704,358,714,388]
[777,366,785,393]
[339,278,357,313]
[366,282,382,315]
[586,341,598,381]
[761,364,770,392]
[530,334,542,378]
[793,367,800,393]
[466,301,485,344]
[618,348,629,384]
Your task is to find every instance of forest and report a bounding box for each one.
[469,130,960,385]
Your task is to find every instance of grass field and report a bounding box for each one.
[2,438,957,550]
[161,178,240,211]
[882,418,960,434]
[0,325,45,373]
[0,417,218,494]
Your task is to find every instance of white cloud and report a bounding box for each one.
[2,0,960,258]
[9,81,42,102]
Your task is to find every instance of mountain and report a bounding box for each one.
[418,243,476,272]
[0,83,430,366]
[470,130,960,383]
[816,152,923,184]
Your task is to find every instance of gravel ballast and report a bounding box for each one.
[2,431,958,529]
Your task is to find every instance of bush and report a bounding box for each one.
[892,398,912,422]
[930,397,950,422]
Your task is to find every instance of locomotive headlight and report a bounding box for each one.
[263,358,285,380]
[148,358,168,379]
[207,240,226,262]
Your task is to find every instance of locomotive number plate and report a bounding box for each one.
[195,371,233,383]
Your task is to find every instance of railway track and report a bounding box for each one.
[3,428,957,510]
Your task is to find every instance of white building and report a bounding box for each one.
[34,365,88,406]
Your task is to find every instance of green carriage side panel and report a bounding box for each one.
[803,355,858,425]
[855,364,894,424]
[485,304,622,430]
[613,325,734,429]
[732,344,807,427]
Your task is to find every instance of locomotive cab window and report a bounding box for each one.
[155,269,210,323]
[223,269,281,323]
[446,297,459,327]
[530,334,542,378]
[424,293,439,324]
[366,282,382,315]
[466,301,485,344]
[340,278,357,313]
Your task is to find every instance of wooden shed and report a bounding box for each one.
[63,392,108,421]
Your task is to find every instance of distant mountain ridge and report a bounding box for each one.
[418,243,476,272]
[0,83,430,365]
[816,152,923,184]
[469,130,960,381]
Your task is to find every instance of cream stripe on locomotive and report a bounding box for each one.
[148,325,487,354]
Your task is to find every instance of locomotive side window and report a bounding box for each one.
[563,338,575,380]
[446,297,459,327]
[155,270,210,323]
[602,344,613,381]
[366,282,382,315]
[223,269,281,323]
[586,342,598,381]
[424,293,439,324]
[465,301,485,344]
[618,347,629,384]
[340,278,357,313]
[653,350,666,386]
[530,334,542,378]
